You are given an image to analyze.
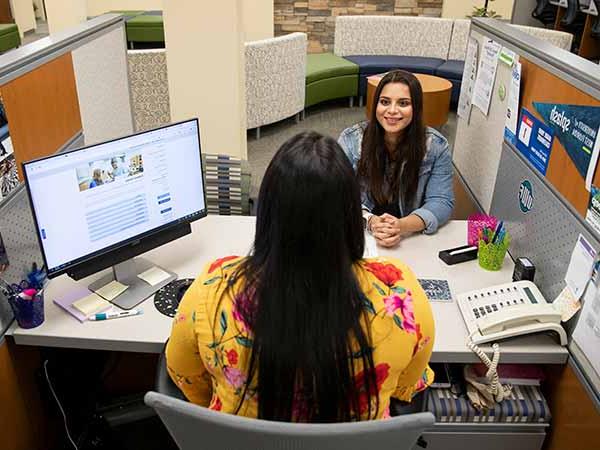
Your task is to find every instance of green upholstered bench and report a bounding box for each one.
[0,24,20,54]
[126,13,164,48]
[305,53,359,108]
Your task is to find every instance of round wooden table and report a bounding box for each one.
[365,73,452,127]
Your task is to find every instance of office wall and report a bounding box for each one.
[86,0,163,16]
[72,26,134,145]
[0,52,82,181]
[44,0,87,34]
[242,0,273,41]
[441,0,514,20]
[8,0,36,37]
[163,0,247,159]
[274,0,443,53]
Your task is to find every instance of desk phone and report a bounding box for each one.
[457,280,567,345]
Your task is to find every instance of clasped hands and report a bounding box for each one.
[368,213,405,248]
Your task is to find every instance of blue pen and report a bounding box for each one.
[491,221,504,244]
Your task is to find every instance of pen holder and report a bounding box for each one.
[468,214,498,247]
[7,291,45,329]
[478,233,511,271]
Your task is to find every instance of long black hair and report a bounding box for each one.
[228,131,378,422]
[358,70,426,208]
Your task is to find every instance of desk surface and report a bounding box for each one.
[9,216,568,364]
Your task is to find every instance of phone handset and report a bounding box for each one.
[477,303,562,335]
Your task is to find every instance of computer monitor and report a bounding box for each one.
[22,119,207,309]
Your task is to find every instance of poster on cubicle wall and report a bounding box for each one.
[509,57,600,222]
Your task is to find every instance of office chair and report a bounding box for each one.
[589,0,600,37]
[155,344,187,401]
[532,0,559,26]
[145,391,435,450]
[561,0,580,26]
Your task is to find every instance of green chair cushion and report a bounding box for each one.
[126,15,164,42]
[306,53,359,85]
[127,15,164,27]
[0,24,18,37]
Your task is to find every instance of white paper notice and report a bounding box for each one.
[565,234,597,299]
[505,61,521,138]
[472,39,502,116]
[572,282,600,377]
[457,37,479,121]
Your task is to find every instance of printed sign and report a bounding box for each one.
[504,61,521,147]
[586,185,600,235]
[533,102,600,181]
[519,180,533,214]
[516,108,554,176]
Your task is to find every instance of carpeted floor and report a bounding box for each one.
[246,99,457,198]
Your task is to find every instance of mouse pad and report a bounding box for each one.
[418,279,453,302]
[154,278,194,317]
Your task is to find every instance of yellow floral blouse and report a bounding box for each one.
[166,255,435,420]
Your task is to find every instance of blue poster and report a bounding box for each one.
[533,102,600,180]
[516,108,555,176]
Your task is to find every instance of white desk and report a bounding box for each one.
[9,216,568,364]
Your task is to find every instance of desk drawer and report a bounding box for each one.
[415,429,546,450]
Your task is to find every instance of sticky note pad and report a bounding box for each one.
[73,293,111,316]
[138,266,171,286]
[95,280,129,301]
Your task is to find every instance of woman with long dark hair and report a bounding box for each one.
[166,131,434,422]
[338,70,454,248]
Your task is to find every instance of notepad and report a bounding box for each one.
[138,266,171,286]
[95,280,129,301]
[72,293,111,316]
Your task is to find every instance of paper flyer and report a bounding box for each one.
[504,61,521,147]
[586,185,600,234]
[572,282,600,377]
[457,37,479,121]
[472,39,502,116]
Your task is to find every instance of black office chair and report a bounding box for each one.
[532,0,559,25]
[561,0,581,26]
[155,343,187,401]
[590,0,600,37]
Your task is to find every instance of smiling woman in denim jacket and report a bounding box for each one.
[338,70,454,247]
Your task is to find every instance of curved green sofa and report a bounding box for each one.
[0,24,20,54]
[305,52,358,108]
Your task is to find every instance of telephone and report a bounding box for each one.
[457,280,567,346]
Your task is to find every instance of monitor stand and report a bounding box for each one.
[88,257,177,310]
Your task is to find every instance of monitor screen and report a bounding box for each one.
[23,119,206,277]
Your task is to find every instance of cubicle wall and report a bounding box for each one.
[453,18,600,409]
[0,14,134,335]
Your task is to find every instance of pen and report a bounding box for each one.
[491,221,504,244]
[88,309,143,321]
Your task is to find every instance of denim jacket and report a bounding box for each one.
[338,122,454,234]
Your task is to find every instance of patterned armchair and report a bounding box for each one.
[334,16,454,59]
[510,24,573,51]
[245,33,307,139]
[127,49,171,132]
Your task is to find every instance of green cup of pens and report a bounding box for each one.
[478,221,511,271]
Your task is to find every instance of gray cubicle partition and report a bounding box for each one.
[0,14,135,336]
[456,19,600,410]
